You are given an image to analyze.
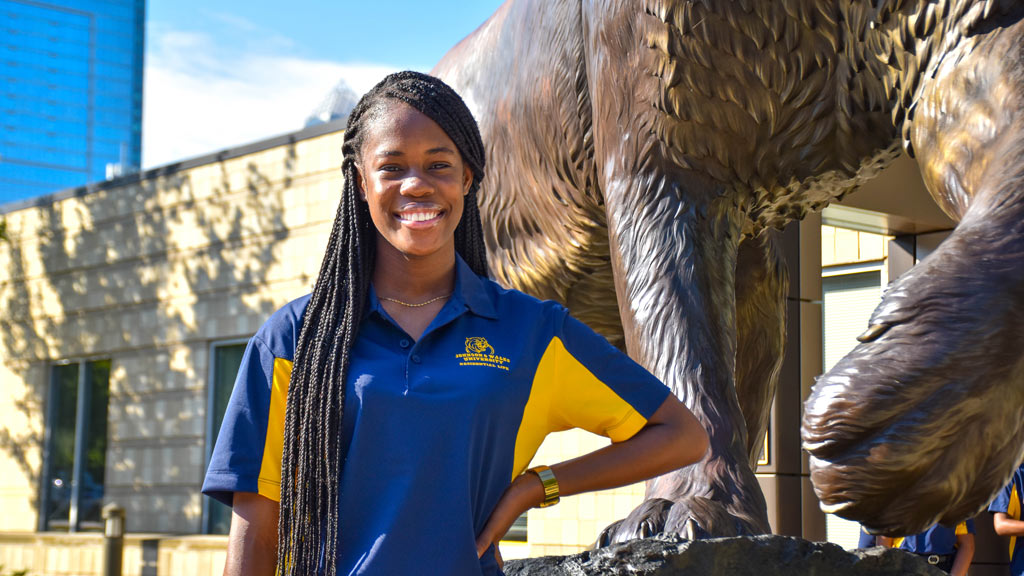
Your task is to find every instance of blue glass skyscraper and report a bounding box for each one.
[0,0,145,204]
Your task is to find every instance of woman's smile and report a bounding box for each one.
[357,101,473,261]
[395,204,446,227]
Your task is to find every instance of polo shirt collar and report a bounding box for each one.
[365,254,498,320]
[453,254,498,319]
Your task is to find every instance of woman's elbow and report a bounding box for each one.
[993,516,1012,536]
[649,395,709,470]
[679,415,709,466]
[666,404,708,468]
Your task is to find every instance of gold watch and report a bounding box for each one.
[526,465,560,508]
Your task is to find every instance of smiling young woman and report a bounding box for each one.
[358,101,474,340]
[202,71,709,576]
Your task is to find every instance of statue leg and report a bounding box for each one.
[581,2,770,542]
[592,168,771,543]
[734,230,788,468]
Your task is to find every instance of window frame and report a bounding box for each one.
[38,356,112,532]
[202,337,251,534]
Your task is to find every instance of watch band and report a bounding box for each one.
[527,465,560,508]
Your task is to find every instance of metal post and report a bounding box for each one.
[102,503,125,576]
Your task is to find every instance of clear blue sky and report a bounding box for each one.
[143,0,507,168]
[148,1,505,70]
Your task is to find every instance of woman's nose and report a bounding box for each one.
[400,171,432,196]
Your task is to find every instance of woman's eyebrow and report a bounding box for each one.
[426,146,457,155]
[374,146,457,158]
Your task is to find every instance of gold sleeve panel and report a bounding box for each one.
[1009,485,1020,558]
[257,357,292,503]
[511,337,648,478]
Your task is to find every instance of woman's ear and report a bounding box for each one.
[463,164,473,196]
[355,165,367,201]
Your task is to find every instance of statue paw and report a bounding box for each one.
[596,498,673,547]
[596,496,751,547]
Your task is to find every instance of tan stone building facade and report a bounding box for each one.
[0,120,345,573]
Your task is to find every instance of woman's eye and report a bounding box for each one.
[431,162,451,170]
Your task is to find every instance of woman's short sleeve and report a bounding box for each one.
[201,336,291,505]
[989,482,1015,514]
[530,307,671,443]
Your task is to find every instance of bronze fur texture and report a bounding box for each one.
[434,0,1024,539]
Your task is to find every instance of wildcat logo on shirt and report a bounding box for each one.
[457,337,511,371]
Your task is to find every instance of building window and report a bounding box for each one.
[506,514,527,542]
[40,359,111,532]
[822,265,884,549]
[204,340,249,534]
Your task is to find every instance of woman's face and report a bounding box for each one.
[357,101,473,262]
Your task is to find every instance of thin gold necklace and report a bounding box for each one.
[379,292,453,308]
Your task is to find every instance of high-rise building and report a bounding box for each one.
[0,0,145,204]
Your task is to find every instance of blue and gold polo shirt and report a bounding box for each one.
[894,519,975,556]
[202,255,672,575]
[989,463,1024,576]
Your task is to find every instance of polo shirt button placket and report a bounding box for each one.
[407,354,422,391]
[399,339,414,387]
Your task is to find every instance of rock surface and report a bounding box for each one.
[504,534,945,575]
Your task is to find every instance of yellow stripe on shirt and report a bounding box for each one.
[1010,485,1021,559]
[257,357,292,502]
[511,336,649,479]
[954,521,968,536]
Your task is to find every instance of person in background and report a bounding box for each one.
[880,521,975,575]
[989,461,1024,576]
[858,525,881,548]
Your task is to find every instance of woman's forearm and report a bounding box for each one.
[476,394,707,557]
[993,512,1024,537]
[549,394,708,499]
[950,534,974,576]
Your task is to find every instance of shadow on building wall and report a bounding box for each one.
[0,137,322,532]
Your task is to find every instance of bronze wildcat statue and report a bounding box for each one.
[434,0,1024,540]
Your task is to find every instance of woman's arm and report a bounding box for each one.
[223,492,280,576]
[475,393,708,557]
[950,532,974,576]
[993,512,1024,537]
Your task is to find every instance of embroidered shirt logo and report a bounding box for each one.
[457,337,511,371]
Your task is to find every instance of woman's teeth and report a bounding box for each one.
[400,211,440,222]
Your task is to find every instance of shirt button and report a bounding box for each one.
[399,339,411,349]
[411,355,421,364]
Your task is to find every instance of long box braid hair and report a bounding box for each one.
[277,71,488,575]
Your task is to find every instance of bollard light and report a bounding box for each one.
[102,503,125,576]
[104,508,124,538]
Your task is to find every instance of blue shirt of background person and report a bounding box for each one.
[858,525,879,548]
[890,520,975,576]
[989,462,1024,576]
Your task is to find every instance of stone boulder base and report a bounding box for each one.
[505,534,945,575]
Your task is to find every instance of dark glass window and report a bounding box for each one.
[41,359,111,532]
[206,342,248,534]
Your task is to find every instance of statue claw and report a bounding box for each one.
[595,495,752,548]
